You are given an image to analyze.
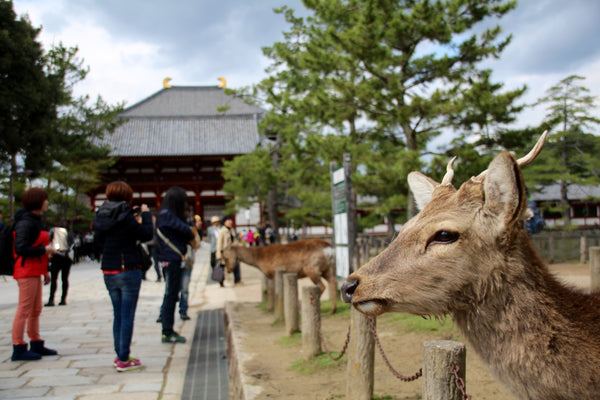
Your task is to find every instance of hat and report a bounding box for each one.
[194,215,201,221]
[210,216,220,224]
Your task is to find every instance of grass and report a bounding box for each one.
[276,331,302,347]
[289,352,346,375]
[380,312,459,337]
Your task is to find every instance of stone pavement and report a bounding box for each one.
[0,245,264,400]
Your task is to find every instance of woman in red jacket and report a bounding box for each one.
[11,187,58,361]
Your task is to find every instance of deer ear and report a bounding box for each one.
[408,172,439,211]
[483,153,526,227]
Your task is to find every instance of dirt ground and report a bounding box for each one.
[232,263,590,400]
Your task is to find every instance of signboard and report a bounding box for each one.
[332,165,350,279]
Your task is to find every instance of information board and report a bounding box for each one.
[332,166,350,279]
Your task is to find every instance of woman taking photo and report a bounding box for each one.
[11,187,58,361]
[94,181,153,372]
[156,186,194,343]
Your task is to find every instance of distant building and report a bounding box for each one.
[532,184,600,228]
[89,85,265,225]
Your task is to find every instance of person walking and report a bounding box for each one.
[93,181,153,372]
[46,223,74,306]
[11,187,58,361]
[156,187,195,343]
[216,215,242,285]
[207,216,223,286]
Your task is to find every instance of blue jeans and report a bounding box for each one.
[179,268,191,316]
[161,261,182,335]
[104,268,142,362]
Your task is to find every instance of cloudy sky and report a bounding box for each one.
[11,0,600,134]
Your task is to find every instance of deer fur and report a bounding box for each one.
[222,239,338,313]
[341,134,600,399]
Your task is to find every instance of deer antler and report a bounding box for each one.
[441,156,457,186]
[474,130,549,181]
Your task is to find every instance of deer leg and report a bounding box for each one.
[309,275,326,295]
[325,269,337,314]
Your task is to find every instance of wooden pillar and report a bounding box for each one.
[267,277,275,312]
[283,273,299,336]
[346,308,374,400]
[423,340,466,400]
[301,286,321,358]
[548,236,555,264]
[274,268,285,319]
[581,236,588,264]
[590,247,600,292]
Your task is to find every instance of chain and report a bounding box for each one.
[312,296,351,361]
[366,316,423,382]
[450,362,471,400]
[309,297,471,397]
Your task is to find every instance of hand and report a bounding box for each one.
[140,203,150,213]
[45,245,57,256]
[43,273,50,285]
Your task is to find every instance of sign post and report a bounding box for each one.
[331,154,355,280]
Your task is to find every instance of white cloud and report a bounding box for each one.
[11,0,600,132]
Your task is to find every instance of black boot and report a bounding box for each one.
[12,344,41,361]
[30,340,58,356]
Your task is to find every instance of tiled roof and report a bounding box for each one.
[98,115,261,157]
[121,86,264,117]
[97,86,265,157]
[532,184,600,201]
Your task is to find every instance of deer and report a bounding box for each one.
[221,238,338,313]
[341,131,600,400]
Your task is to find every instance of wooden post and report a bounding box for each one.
[423,340,466,400]
[275,268,285,319]
[284,273,299,336]
[590,247,600,292]
[548,236,555,264]
[346,308,374,400]
[581,236,588,264]
[267,277,275,312]
[301,286,321,358]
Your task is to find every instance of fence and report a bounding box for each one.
[353,230,600,265]
[266,269,470,400]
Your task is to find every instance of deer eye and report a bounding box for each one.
[428,230,459,247]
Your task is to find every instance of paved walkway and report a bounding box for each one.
[0,246,264,400]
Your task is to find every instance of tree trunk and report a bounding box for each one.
[9,153,17,219]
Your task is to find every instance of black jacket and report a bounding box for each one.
[156,209,194,262]
[93,201,153,272]
[13,208,46,259]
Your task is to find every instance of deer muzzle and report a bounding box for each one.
[341,279,358,303]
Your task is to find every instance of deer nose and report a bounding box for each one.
[341,279,358,303]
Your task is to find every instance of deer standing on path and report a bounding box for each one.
[221,239,338,313]
[341,132,600,400]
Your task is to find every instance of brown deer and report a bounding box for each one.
[221,239,338,313]
[341,131,600,400]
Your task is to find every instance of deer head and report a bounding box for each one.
[221,246,239,273]
[341,131,548,318]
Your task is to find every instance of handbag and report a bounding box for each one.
[183,244,195,270]
[211,262,224,283]
[137,243,152,272]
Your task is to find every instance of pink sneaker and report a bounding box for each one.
[114,357,141,372]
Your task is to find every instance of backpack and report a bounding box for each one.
[0,223,16,276]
